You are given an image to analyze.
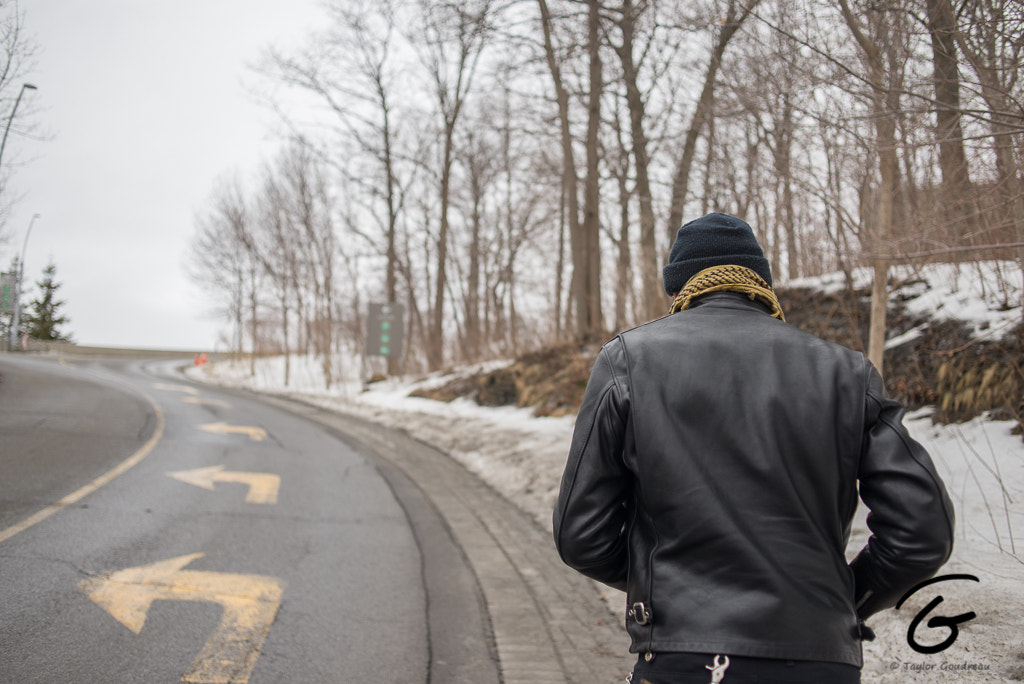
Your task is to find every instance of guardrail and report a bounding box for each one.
[1,340,207,359]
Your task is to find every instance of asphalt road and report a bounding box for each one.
[0,355,157,531]
[0,354,496,683]
[0,353,629,684]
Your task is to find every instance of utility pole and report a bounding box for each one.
[0,83,37,175]
[1,83,39,351]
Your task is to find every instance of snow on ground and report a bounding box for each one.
[792,260,1023,342]
[186,265,1024,681]
[861,411,1024,682]
[188,356,1024,682]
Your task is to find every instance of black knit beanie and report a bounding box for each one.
[662,213,773,295]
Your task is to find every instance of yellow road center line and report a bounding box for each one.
[0,394,166,546]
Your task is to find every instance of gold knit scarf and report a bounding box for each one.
[669,264,786,321]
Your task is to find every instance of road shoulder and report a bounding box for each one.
[251,391,630,684]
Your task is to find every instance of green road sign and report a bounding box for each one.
[0,272,15,313]
[366,303,405,358]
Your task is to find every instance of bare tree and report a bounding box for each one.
[537,0,583,341]
[0,1,38,237]
[837,0,910,375]
[752,0,818,281]
[578,0,606,341]
[189,178,254,359]
[926,0,973,233]
[664,0,761,247]
[279,142,339,387]
[217,180,260,373]
[258,176,294,383]
[954,0,1024,317]
[605,90,635,332]
[249,154,309,385]
[183,0,1024,379]
[607,0,663,321]
[260,0,419,374]
[456,124,498,362]
[413,0,495,369]
[768,19,798,280]
[537,0,607,342]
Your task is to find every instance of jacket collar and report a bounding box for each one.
[686,291,774,316]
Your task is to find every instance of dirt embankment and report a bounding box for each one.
[413,286,1024,433]
[781,284,1023,427]
[410,343,594,418]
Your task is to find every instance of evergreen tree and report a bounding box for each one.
[23,261,73,342]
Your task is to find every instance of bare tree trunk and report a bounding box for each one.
[869,97,898,379]
[429,121,456,369]
[926,0,972,240]
[538,0,605,342]
[838,0,900,375]
[665,0,760,243]
[616,170,631,332]
[988,113,1024,322]
[774,92,797,281]
[580,0,604,342]
[701,111,716,215]
[554,168,566,340]
[467,209,481,364]
[954,4,1024,324]
[420,0,492,370]
[464,131,490,364]
[249,254,258,376]
[234,279,244,357]
[505,250,520,355]
[260,1,410,373]
[613,0,661,321]
[208,180,254,366]
[608,100,633,332]
[280,286,290,386]
[380,80,402,375]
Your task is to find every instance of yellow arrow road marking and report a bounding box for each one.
[198,422,267,442]
[79,553,285,684]
[182,396,231,409]
[168,466,280,504]
[153,383,199,395]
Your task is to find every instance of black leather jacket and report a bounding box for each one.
[553,294,954,667]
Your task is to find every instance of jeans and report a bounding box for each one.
[630,651,861,684]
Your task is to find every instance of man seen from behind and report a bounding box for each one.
[553,212,954,684]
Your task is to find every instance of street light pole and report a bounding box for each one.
[8,213,39,351]
[0,82,37,176]
[1,83,39,350]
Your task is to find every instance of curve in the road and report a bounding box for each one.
[0,360,165,545]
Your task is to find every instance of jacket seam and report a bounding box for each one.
[617,336,657,644]
[553,354,617,564]
[863,355,954,556]
[874,408,955,561]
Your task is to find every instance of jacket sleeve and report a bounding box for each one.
[850,359,955,620]
[552,339,630,591]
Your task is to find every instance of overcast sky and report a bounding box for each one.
[3,1,326,350]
